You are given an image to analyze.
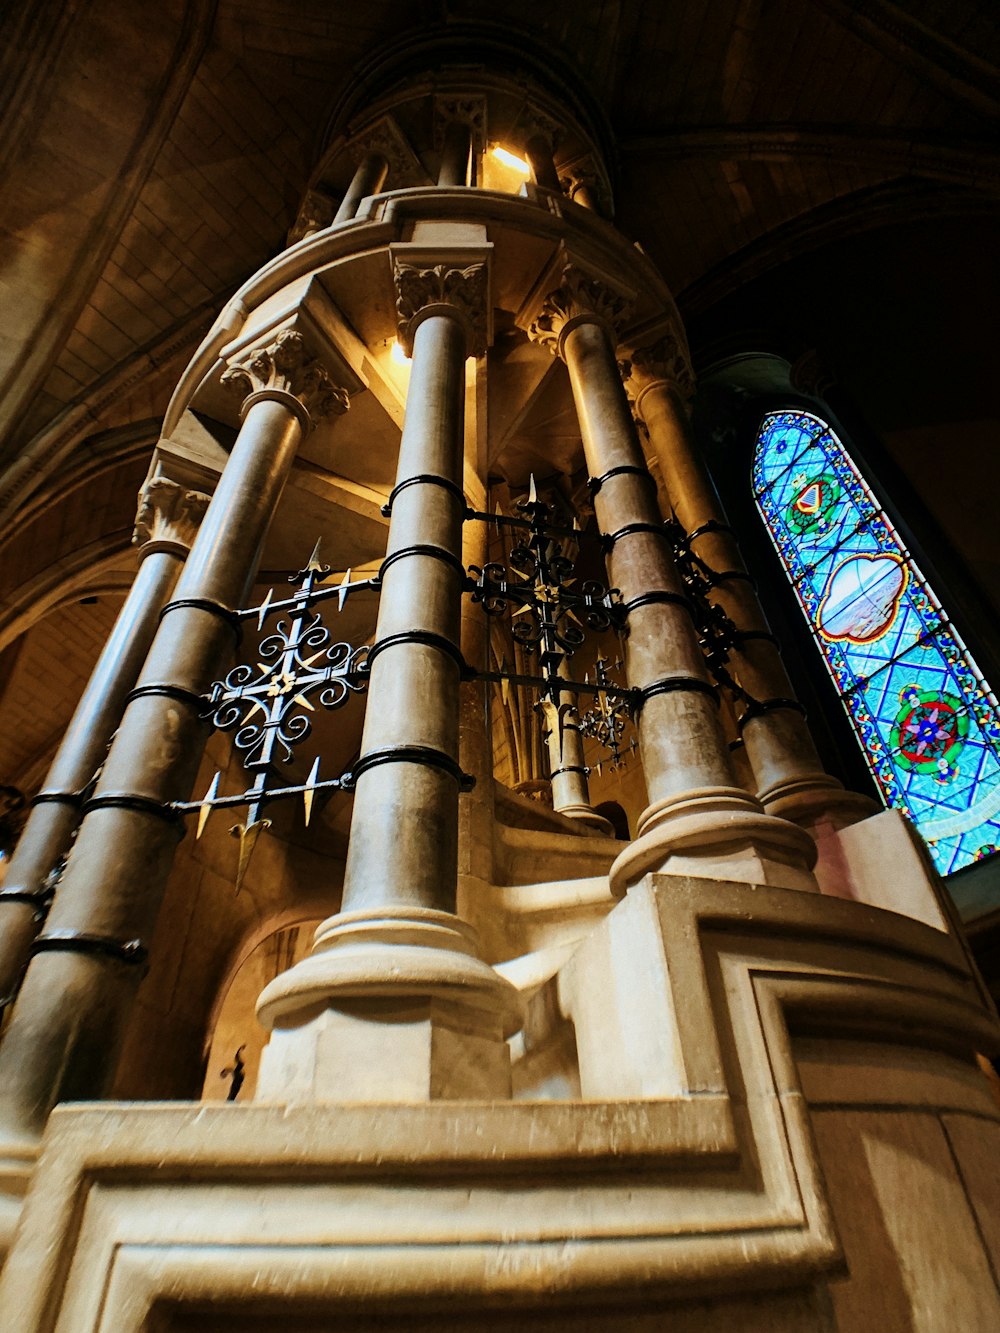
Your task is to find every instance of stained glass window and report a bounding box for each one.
[753,408,1000,877]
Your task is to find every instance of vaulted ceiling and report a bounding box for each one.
[1,0,998,789]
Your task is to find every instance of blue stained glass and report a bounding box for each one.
[753,408,1000,877]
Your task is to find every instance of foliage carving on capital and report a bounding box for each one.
[351,115,429,188]
[221,330,350,426]
[620,331,696,412]
[133,476,210,556]
[527,266,633,358]
[433,95,486,150]
[393,261,489,356]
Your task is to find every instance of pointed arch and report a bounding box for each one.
[753,407,1000,876]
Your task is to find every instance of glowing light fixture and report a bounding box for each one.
[491,145,530,176]
[390,339,411,366]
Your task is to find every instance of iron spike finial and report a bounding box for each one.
[230,818,271,895]
[303,757,321,826]
[256,587,274,631]
[196,771,221,839]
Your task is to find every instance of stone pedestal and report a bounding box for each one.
[256,907,519,1101]
[252,248,520,1103]
[2,868,996,1331]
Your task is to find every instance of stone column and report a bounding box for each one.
[526,265,817,897]
[524,134,561,192]
[255,256,520,1104]
[564,172,600,212]
[437,121,472,187]
[622,336,874,835]
[458,475,496,888]
[0,477,208,1014]
[0,331,346,1179]
[333,151,389,224]
[541,667,612,833]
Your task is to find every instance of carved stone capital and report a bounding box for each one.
[433,95,487,154]
[620,331,696,417]
[286,189,336,247]
[393,260,490,357]
[526,265,633,360]
[558,153,613,215]
[220,330,350,429]
[519,106,563,154]
[133,476,210,559]
[350,114,430,188]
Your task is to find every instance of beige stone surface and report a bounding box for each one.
[814,1109,1000,1330]
[2,18,1000,1329]
[2,876,998,1329]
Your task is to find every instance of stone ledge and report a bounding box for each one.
[1,877,997,1330]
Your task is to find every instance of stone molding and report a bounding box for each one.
[393,259,490,356]
[620,330,696,414]
[220,329,351,428]
[3,875,996,1327]
[526,263,634,359]
[132,475,210,560]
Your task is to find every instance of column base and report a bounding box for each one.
[554,803,615,836]
[758,773,878,833]
[255,907,523,1104]
[609,786,818,898]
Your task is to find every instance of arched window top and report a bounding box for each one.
[753,408,1000,877]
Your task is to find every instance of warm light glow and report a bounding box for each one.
[390,339,410,366]
[491,144,530,176]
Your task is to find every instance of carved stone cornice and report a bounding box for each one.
[133,476,210,560]
[620,331,696,417]
[393,260,490,357]
[220,330,350,430]
[526,265,633,360]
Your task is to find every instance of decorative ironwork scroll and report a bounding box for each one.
[579,654,636,773]
[662,516,746,704]
[172,542,376,891]
[466,479,638,771]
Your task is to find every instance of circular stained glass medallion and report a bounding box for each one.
[890,685,969,775]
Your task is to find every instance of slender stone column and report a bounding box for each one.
[0,331,346,1176]
[526,266,817,897]
[564,173,600,212]
[333,151,389,224]
[458,476,496,886]
[0,477,208,1014]
[255,256,520,1104]
[622,337,874,833]
[438,121,472,187]
[541,667,612,833]
[525,134,561,192]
